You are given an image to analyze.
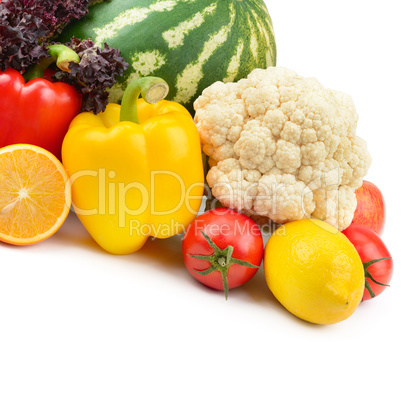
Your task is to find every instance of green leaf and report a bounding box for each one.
[365,270,390,288]
[365,279,376,298]
[229,258,259,269]
[193,267,215,276]
[187,254,212,262]
[363,257,392,269]
[199,230,221,253]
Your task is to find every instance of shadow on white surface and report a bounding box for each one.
[52,211,104,253]
[34,213,336,329]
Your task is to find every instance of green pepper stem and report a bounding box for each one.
[23,44,80,81]
[119,77,169,124]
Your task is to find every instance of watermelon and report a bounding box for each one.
[59,0,276,114]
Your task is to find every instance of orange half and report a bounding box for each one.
[0,144,71,245]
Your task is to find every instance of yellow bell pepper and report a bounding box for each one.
[62,77,204,254]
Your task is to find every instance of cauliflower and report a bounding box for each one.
[194,67,371,230]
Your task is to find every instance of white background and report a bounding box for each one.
[1,1,401,401]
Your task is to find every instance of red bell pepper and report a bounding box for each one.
[0,45,82,160]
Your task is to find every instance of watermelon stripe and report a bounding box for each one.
[59,0,277,115]
[157,0,230,102]
[94,0,180,46]
[173,3,236,104]
[223,39,245,83]
[121,0,228,105]
[250,9,276,66]
[162,3,218,49]
[247,15,259,61]
[248,9,271,66]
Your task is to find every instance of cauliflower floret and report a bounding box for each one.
[311,186,357,231]
[254,174,315,223]
[206,158,261,212]
[195,67,371,230]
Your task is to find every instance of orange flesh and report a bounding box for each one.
[0,145,71,245]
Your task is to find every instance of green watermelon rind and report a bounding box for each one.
[59,0,277,115]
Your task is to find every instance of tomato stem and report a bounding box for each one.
[188,231,259,300]
[363,257,392,269]
[363,257,391,298]
[364,280,376,299]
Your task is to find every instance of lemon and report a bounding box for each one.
[264,219,364,325]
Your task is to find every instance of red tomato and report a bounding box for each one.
[342,224,393,301]
[182,208,263,299]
